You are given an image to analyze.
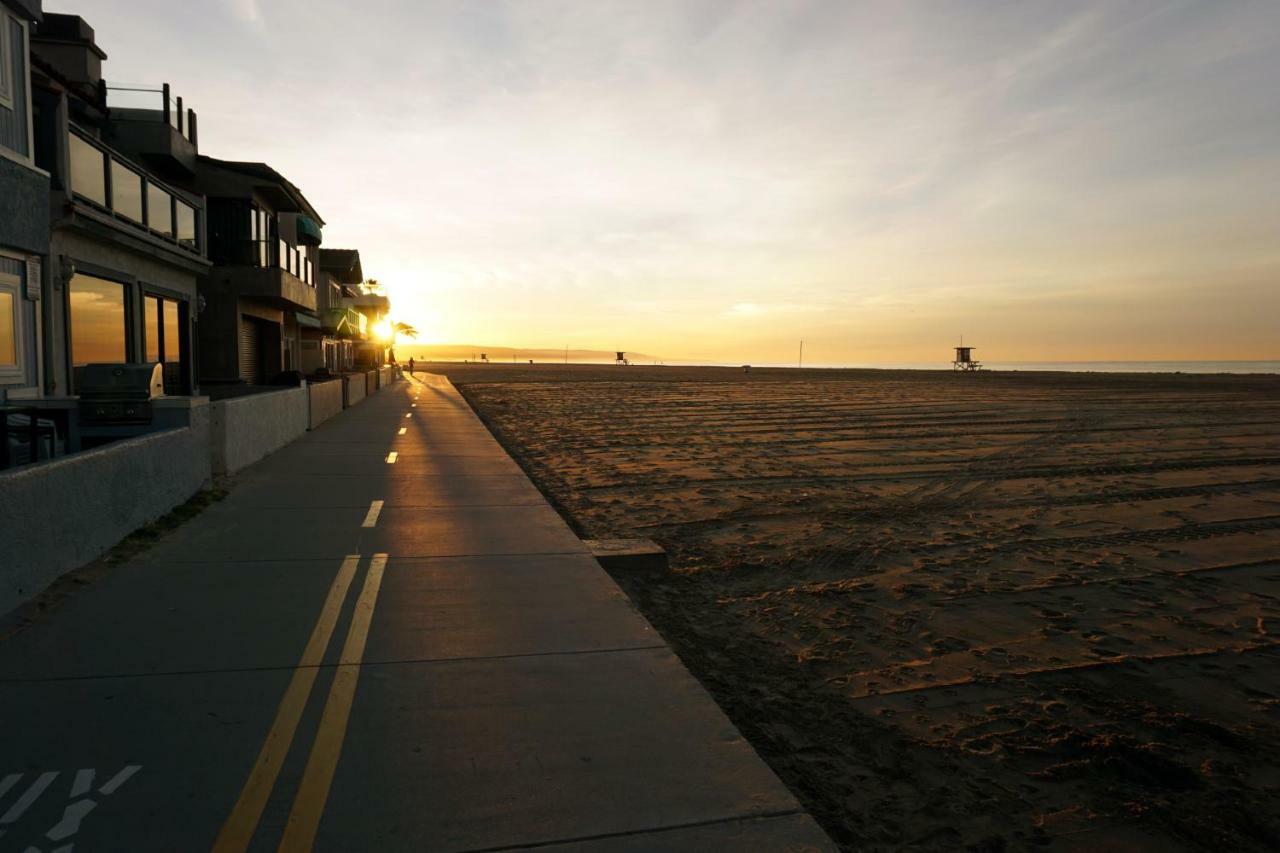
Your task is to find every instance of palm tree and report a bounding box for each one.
[388,321,417,363]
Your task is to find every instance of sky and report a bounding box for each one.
[72,0,1279,364]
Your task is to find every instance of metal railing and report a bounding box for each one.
[105,83,198,144]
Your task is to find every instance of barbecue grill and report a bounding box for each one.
[77,363,165,425]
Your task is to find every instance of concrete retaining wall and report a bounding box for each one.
[378,366,395,388]
[343,373,366,408]
[0,411,212,613]
[308,379,344,429]
[365,370,377,397]
[210,386,309,475]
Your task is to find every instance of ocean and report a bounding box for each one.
[646,360,1280,374]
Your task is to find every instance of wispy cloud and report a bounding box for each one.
[79,0,1280,361]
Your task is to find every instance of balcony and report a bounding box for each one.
[66,126,203,256]
[105,84,198,176]
[212,265,317,313]
[321,306,368,339]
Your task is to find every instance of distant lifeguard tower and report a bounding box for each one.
[953,346,981,371]
[615,351,629,366]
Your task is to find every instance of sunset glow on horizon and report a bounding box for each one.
[78,0,1279,364]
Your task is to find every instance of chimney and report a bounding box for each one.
[31,14,108,90]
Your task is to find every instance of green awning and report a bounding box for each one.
[296,311,321,329]
[296,215,323,247]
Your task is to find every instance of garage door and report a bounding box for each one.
[238,317,262,384]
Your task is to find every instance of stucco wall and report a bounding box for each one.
[342,373,365,408]
[209,386,308,475]
[308,379,343,429]
[0,409,212,613]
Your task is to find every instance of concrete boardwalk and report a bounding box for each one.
[0,374,833,851]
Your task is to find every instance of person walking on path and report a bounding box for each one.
[408,357,415,376]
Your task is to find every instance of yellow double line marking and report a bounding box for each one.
[213,553,388,852]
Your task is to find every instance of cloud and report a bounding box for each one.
[228,0,263,26]
[78,0,1280,361]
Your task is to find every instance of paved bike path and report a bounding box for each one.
[0,373,833,851]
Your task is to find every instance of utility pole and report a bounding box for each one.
[798,340,804,369]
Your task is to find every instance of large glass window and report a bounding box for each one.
[176,201,197,249]
[0,290,15,366]
[164,300,181,364]
[144,296,160,363]
[143,293,187,392]
[111,161,145,222]
[69,274,127,385]
[148,184,173,236]
[69,134,107,206]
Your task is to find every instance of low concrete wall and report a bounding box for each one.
[1,410,212,614]
[308,379,344,429]
[365,370,377,397]
[210,386,309,475]
[379,366,395,388]
[342,373,366,408]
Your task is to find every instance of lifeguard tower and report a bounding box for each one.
[615,351,628,366]
[953,346,981,371]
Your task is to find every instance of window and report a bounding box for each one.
[144,293,187,393]
[0,256,25,381]
[176,200,197,249]
[111,160,144,222]
[144,296,160,363]
[69,274,128,391]
[148,184,173,236]
[0,291,14,366]
[69,134,107,206]
[249,206,271,267]
[0,14,13,111]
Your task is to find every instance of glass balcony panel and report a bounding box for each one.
[105,85,166,111]
[111,160,145,223]
[69,134,107,206]
[176,201,197,249]
[148,184,173,236]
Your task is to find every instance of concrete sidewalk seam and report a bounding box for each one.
[449,808,808,853]
[0,644,671,684]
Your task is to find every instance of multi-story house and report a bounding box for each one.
[344,287,391,367]
[315,247,367,373]
[0,0,47,404]
[29,13,208,398]
[193,158,323,386]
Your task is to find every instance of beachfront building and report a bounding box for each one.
[0,1,47,406]
[192,158,322,386]
[315,247,367,373]
[30,13,208,398]
[344,286,390,367]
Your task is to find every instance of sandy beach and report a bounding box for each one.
[436,364,1280,852]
